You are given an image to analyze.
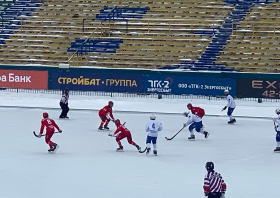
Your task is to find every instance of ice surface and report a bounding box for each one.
[0,91,279,197]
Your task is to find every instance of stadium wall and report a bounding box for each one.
[1,65,280,99]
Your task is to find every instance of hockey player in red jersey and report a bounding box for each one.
[98,101,115,130]
[187,103,205,118]
[109,119,141,152]
[38,112,62,152]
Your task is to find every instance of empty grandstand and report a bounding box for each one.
[0,0,279,72]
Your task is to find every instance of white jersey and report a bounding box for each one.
[145,120,163,137]
[185,113,202,126]
[274,114,280,131]
[226,95,236,108]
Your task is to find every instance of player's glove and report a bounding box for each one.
[222,106,227,111]
[204,192,209,197]
[221,193,225,198]
[183,123,187,128]
[37,133,42,138]
[59,129,62,133]
[108,133,115,137]
[111,119,115,122]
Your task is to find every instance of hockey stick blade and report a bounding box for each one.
[139,147,147,153]
[33,131,60,137]
[165,126,185,141]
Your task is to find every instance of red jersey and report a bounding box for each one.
[190,106,205,118]
[99,105,114,119]
[40,118,60,134]
[203,171,226,194]
[114,124,130,136]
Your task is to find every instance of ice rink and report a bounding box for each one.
[0,103,279,198]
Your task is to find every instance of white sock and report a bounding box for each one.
[277,142,280,147]
[229,115,234,120]
[146,143,151,148]
[190,130,194,135]
[199,128,204,133]
[153,144,157,150]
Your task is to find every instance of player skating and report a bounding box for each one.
[203,162,226,198]
[144,114,163,155]
[98,101,115,130]
[273,108,280,152]
[38,112,62,153]
[222,90,236,124]
[183,111,209,140]
[109,119,141,152]
[187,103,205,118]
[59,89,70,119]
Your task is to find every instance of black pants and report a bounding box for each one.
[60,102,69,118]
[208,192,221,198]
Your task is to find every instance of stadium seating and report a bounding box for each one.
[0,0,279,72]
[0,0,233,68]
[216,1,280,72]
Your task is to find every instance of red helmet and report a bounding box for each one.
[187,103,192,107]
[115,119,120,126]
[43,112,48,118]
[108,101,114,107]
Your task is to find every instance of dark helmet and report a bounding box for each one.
[205,162,214,171]
[108,101,114,107]
[43,112,49,118]
[65,89,69,93]
[115,119,120,126]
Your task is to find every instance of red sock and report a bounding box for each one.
[131,142,137,146]
[48,141,53,147]
[99,122,104,127]
[117,141,122,147]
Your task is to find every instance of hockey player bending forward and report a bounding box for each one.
[183,111,209,140]
[204,162,226,198]
[222,90,236,124]
[187,103,205,118]
[273,108,280,152]
[98,101,115,130]
[109,119,141,152]
[145,114,163,155]
[39,112,62,153]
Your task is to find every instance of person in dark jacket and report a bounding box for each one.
[59,89,69,119]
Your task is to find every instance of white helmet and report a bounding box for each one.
[150,114,156,120]
[224,90,229,94]
[276,108,280,114]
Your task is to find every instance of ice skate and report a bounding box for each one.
[203,131,210,139]
[146,148,151,155]
[136,145,141,151]
[153,150,157,156]
[59,116,65,119]
[116,146,123,152]
[98,126,103,131]
[228,119,235,124]
[48,143,59,154]
[188,135,195,140]
[274,147,280,152]
[104,125,110,130]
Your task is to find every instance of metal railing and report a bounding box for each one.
[67,2,122,65]
[0,88,279,102]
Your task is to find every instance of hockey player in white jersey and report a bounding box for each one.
[145,114,163,155]
[222,90,236,124]
[183,111,209,140]
[273,108,280,152]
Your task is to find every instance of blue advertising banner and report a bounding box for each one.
[52,71,143,93]
[143,75,236,96]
